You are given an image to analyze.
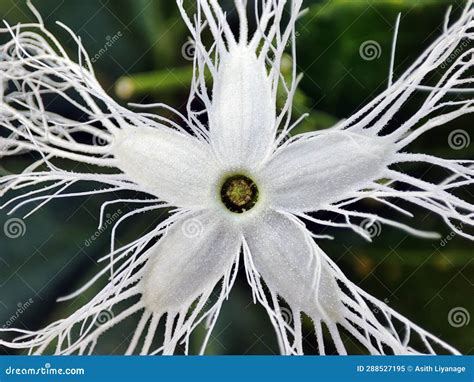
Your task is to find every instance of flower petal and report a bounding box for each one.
[261,131,392,212]
[141,211,241,315]
[243,210,343,320]
[112,126,220,208]
[209,46,276,170]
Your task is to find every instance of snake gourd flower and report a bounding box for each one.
[0,0,473,355]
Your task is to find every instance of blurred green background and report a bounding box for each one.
[0,0,472,355]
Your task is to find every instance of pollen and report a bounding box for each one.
[220,175,259,213]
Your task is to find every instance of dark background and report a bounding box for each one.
[0,0,472,354]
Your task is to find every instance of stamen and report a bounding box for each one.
[220,175,258,213]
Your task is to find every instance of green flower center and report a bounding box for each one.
[220,175,259,213]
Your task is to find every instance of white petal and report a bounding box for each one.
[261,131,392,212]
[112,126,220,208]
[210,46,276,171]
[244,210,342,320]
[141,211,241,315]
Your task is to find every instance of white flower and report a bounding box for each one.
[0,0,473,355]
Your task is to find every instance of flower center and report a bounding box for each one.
[220,175,259,213]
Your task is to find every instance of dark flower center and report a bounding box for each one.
[220,175,259,213]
